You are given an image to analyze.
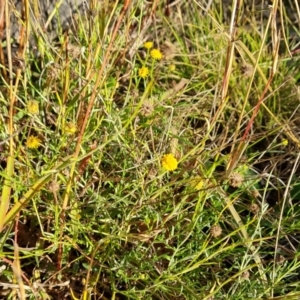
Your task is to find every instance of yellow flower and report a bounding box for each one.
[138,66,149,78]
[168,64,176,71]
[64,122,77,135]
[194,179,204,191]
[150,49,163,60]
[26,135,41,149]
[27,100,39,115]
[281,139,288,146]
[161,153,178,171]
[144,41,153,49]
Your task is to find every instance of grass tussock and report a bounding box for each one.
[1,0,300,299]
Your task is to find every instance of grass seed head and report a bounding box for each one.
[276,255,285,265]
[240,63,254,78]
[48,181,60,193]
[141,100,154,116]
[249,203,259,214]
[47,63,61,81]
[229,172,243,188]
[241,270,250,280]
[251,189,260,198]
[12,56,25,70]
[210,224,222,238]
[66,43,83,58]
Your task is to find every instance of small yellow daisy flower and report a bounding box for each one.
[189,177,204,190]
[150,49,163,60]
[161,153,178,171]
[194,179,204,191]
[138,66,149,78]
[144,41,153,50]
[26,135,41,149]
[281,139,288,146]
[168,64,176,72]
[27,100,39,115]
[64,122,77,135]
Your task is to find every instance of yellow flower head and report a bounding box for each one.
[64,122,77,135]
[138,66,149,78]
[27,100,39,115]
[144,41,153,50]
[168,64,176,72]
[26,135,41,149]
[192,178,204,191]
[161,153,178,171]
[150,49,163,60]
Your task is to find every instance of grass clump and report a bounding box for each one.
[0,0,300,299]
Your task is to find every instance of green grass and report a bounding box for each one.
[1,0,300,299]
